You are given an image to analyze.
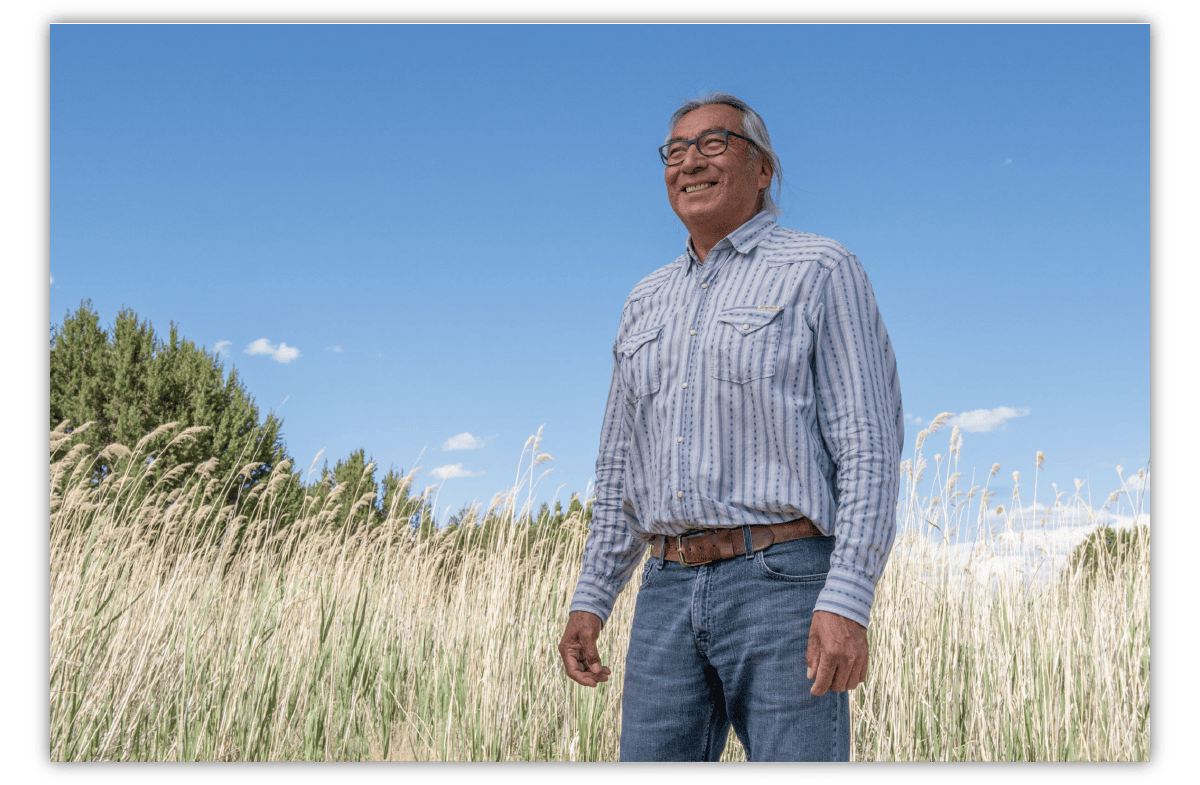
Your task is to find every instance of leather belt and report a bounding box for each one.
[649,518,823,566]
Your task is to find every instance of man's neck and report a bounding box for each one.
[686,209,758,263]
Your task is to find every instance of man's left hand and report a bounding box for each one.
[804,610,869,696]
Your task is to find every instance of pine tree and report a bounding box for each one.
[50,301,292,518]
[1064,525,1148,589]
[319,449,379,532]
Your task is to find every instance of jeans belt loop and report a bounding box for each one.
[742,524,754,559]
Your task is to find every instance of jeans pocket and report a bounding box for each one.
[754,536,834,582]
[638,557,657,590]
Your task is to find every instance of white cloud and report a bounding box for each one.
[1121,469,1151,496]
[894,504,1150,591]
[1003,158,1013,166]
[443,432,486,451]
[245,338,301,364]
[430,463,483,480]
[947,406,1029,433]
[326,345,343,353]
[214,340,231,355]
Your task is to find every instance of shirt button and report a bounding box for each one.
[677,491,684,499]
[690,330,696,336]
[681,382,688,389]
[701,283,708,289]
[677,436,683,443]
[743,324,750,330]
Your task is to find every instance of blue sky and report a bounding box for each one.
[48,23,1151,524]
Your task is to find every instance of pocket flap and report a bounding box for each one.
[618,325,664,357]
[715,306,785,336]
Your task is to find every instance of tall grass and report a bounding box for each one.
[49,418,1148,761]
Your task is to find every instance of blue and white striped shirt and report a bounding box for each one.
[570,210,903,628]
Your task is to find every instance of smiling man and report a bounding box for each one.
[558,92,904,762]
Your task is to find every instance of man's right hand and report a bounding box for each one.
[558,610,611,688]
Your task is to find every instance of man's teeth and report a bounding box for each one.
[684,183,713,193]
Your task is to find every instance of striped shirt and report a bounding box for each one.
[569,210,904,628]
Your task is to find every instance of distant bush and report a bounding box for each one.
[1063,525,1149,588]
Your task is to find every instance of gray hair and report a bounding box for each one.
[666,91,783,215]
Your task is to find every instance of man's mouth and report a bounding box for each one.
[683,182,716,194]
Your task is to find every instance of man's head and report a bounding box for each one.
[662,92,783,245]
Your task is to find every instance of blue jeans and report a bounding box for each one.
[619,532,850,762]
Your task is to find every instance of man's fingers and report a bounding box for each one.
[849,652,869,691]
[804,622,821,681]
[828,660,853,693]
[582,638,604,673]
[558,612,610,689]
[809,652,835,696]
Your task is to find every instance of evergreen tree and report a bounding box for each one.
[50,301,292,514]
[317,449,380,532]
[1064,525,1148,589]
[379,466,417,522]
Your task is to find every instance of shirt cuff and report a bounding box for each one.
[814,565,877,628]
[569,572,623,626]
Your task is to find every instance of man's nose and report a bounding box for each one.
[681,142,707,172]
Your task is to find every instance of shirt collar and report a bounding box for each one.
[684,210,778,272]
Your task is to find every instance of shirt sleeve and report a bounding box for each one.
[810,253,904,628]
[568,347,649,625]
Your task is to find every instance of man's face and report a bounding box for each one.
[664,103,773,234]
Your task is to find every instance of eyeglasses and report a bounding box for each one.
[658,130,756,166]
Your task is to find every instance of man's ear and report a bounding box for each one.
[757,157,773,192]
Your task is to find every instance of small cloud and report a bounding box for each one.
[913,416,923,425]
[430,463,484,480]
[326,345,344,353]
[1118,466,1150,496]
[1003,158,1013,166]
[214,340,232,355]
[947,406,1029,433]
[443,432,486,451]
[245,338,301,364]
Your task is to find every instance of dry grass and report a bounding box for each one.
[49,421,1149,761]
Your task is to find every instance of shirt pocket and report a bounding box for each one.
[709,306,786,384]
[618,325,665,402]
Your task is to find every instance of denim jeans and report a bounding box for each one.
[618,532,850,762]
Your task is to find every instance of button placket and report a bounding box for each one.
[676,261,717,525]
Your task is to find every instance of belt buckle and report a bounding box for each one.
[675,531,713,567]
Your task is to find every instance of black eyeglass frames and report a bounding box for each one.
[658,130,757,166]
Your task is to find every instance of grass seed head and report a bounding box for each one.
[134,422,179,453]
[99,444,133,464]
[237,462,266,479]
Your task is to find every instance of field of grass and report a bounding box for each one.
[49,417,1149,761]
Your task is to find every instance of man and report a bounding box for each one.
[558,92,903,762]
